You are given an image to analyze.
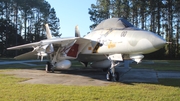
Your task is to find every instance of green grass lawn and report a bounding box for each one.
[0,72,179,101]
[0,60,180,101]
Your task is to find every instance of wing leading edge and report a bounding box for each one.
[7,37,91,50]
[7,37,92,60]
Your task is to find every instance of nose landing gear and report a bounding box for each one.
[106,70,119,81]
[106,59,119,82]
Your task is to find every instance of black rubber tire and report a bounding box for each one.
[106,71,112,81]
[46,62,51,73]
[115,72,119,81]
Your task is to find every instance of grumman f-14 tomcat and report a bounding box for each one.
[7,18,166,81]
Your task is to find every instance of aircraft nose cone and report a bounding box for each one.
[128,31,166,54]
[148,33,166,49]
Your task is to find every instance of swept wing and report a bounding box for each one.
[7,37,83,50]
[7,37,92,60]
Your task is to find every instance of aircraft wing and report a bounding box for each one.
[14,51,38,60]
[7,42,41,50]
[7,37,92,60]
[7,37,89,50]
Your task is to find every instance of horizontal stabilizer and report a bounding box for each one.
[14,51,38,60]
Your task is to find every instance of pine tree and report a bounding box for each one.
[48,8,61,37]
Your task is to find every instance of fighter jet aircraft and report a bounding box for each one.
[7,18,166,81]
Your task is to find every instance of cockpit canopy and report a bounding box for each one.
[94,18,135,30]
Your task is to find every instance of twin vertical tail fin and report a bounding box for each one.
[45,24,52,39]
[75,25,81,37]
[46,24,81,38]
[40,24,54,61]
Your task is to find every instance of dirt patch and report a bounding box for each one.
[3,69,112,86]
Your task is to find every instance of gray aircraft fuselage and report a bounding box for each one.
[77,18,166,62]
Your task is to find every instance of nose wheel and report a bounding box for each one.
[106,69,119,81]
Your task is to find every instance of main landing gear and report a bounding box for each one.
[45,62,54,73]
[106,60,119,82]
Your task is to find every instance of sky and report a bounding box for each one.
[46,0,96,37]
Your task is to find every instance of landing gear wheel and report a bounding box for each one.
[106,71,112,81]
[45,62,51,73]
[114,72,119,81]
[106,71,119,81]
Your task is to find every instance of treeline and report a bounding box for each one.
[89,0,180,59]
[0,0,60,57]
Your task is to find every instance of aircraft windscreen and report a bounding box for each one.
[94,18,134,30]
